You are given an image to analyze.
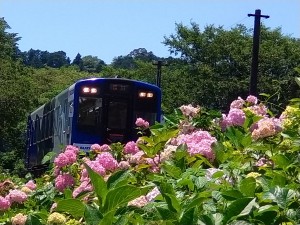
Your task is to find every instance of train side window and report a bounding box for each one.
[69,101,74,117]
[32,120,36,145]
[35,116,40,142]
[49,110,54,136]
[41,115,46,140]
[46,112,50,138]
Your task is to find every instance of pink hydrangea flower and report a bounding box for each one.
[65,145,80,154]
[11,213,27,225]
[124,141,139,154]
[54,153,69,168]
[54,151,76,168]
[55,173,75,192]
[91,144,101,151]
[54,146,79,169]
[50,202,57,212]
[100,144,111,152]
[96,152,118,171]
[179,120,195,134]
[248,104,268,116]
[7,190,28,204]
[25,180,36,190]
[176,130,217,161]
[135,118,149,128]
[220,108,246,130]
[53,166,61,177]
[0,196,11,211]
[118,161,130,170]
[146,187,160,201]
[82,160,106,179]
[256,157,273,167]
[227,108,246,126]
[72,180,93,198]
[127,195,148,208]
[91,144,111,152]
[230,97,245,109]
[179,104,200,117]
[145,157,160,173]
[128,151,145,164]
[160,145,177,162]
[246,95,258,105]
[251,118,280,140]
[64,150,77,163]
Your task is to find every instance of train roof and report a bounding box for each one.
[29,77,160,116]
[75,77,160,89]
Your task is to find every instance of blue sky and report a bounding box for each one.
[1,0,299,64]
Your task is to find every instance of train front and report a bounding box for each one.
[70,78,161,152]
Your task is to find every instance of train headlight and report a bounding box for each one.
[82,87,98,94]
[83,87,90,93]
[138,91,154,98]
[91,88,98,94]
[146,92,154,98]
[139,92,147,98]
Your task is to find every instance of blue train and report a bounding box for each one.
[25,78,162,170]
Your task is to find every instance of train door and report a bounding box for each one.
[104,97,132,143]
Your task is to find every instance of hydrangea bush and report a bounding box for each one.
[1,97,300,224]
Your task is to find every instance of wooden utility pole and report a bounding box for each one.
[153,60,167,88]
[248,9,269,96]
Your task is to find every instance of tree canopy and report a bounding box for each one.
[162,22,300,111]
[111,48,159,69]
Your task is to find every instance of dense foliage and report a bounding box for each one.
[1,96,300,224]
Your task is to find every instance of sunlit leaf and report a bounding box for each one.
[263,186,297,209]
[179,207,194,225]
[162,163,182,179]
[156,206,178,220]
[84,162,107,206]
[25,214,44,225]
[41,152,56,164]
[56,199,85,218]
[239,177,256,197]
[103,185,149,213]
[222,190,244,200]
[272,154,291,169]
[99,210,116,225]
[84,205,103,225]
[222,197,256,224]
[106,170,131,189]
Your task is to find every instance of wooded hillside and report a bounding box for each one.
[1,18,300,174]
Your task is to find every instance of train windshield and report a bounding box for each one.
[77,97,102,133]
[107,101,128,129]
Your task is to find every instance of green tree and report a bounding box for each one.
[111,55,136,69]
[81,55,106,73]
[72,53,84,71]
[21,49,71,68]
[21,49,48,68]
[163,22,300,111]
[111,48,159,69]
[46,51,70,68]
[0,18,35,174]
[128,48,158,61]
[0,17,21,60]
